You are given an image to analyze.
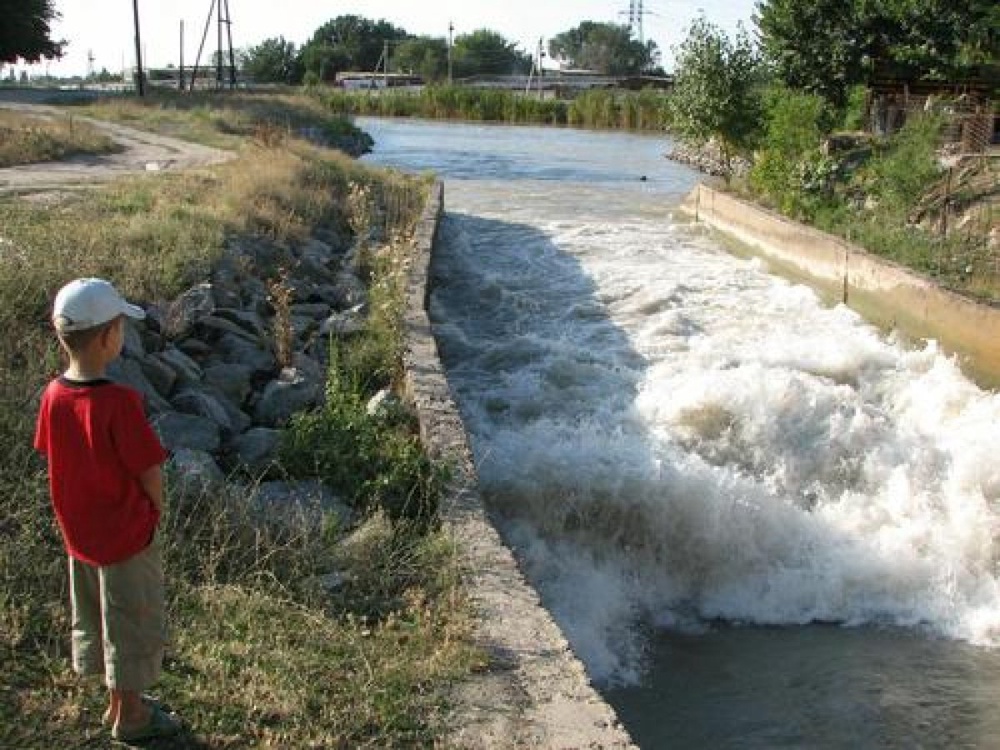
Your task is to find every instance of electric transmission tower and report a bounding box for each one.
[190,0,236,90]
[621,0,654,44]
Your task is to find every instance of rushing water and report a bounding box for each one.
[359,117,1000,749]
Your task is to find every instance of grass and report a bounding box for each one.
[316,84,673,131]
[72,89,373,153]
[0,109,121,167]
[742,110,999,304]
[0,92,480,748]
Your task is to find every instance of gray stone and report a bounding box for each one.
[229,427,281,472]
[333,271,368,309]
[157,346,203,383]
[122,319,146,359]
[152,411,221,453]
[176,338,214,360]
[166,448,225,499]
[214,308,268,338]
[248,479,354,529]
[290,302,332,319]
[300,237,336,266]
[166,283,215,338]
[196,314,261,343]
[253,367,323,426]
[366,388,403,418]
[217,333,275,374]
[171,388,238,435]
[292,352,324,384]
[203,362,253,405]
[108,358,172,413]
[210,270,243,308]
[320,306,366,337]
[290,314,317,340]
[297,256,336,284]
[137,353,178,397]
[207,385,253,435]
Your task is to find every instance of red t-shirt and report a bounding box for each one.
[34,377,168,566]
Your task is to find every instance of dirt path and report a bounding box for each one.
[0,101,234,193]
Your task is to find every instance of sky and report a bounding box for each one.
[20,0,758,78]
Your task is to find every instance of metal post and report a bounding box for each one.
[179,20,185,90]
[537,38,544,99]
[132,0,145,96]
[448,22,453,85]
[224,0,236,88]
[216,0,223,88]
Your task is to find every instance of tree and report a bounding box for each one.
[301,15,409,81]
[756,0,1000,108]
[243,36,303,84]
[451,29,530,77]
[393,36,448,81]
[549,21,659,75]
[0,0,64,63]
[668,17,762,179]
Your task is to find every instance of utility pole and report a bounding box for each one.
[178,21,185,90]
[383,40,390,88]
[222,0,236,88]
[447,21,454,85]
[132,0,145,96]
[537,37,545,99]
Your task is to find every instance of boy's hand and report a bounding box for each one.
[138,465,164,514]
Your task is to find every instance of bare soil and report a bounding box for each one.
[0,99,233,194]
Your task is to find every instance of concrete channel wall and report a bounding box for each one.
[402,182,636,749]
[681,184,1000,388]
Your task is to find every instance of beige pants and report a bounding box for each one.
[68,536,165,691]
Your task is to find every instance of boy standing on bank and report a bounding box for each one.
[34,278,181,743]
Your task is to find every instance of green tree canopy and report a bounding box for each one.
[0,0,63,63]
[669,17,763,178]
[548,21,659,75]
[756,0,1000,108]
[392,36,449,80]
[242,37,303,84]
[452,29,530,77]
[301,15,409,81]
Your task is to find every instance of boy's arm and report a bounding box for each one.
[138,465,164,514]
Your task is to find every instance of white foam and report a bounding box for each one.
[435,192,1000,685]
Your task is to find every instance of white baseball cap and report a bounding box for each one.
[52,278,145,333]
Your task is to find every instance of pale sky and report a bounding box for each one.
[22,0,758,77]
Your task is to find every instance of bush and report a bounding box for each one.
[749,86,833,218]
[866,113,944,217]
[279,349,446,524]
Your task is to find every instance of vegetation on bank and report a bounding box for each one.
[741,86,998,302]
[316,84,672,130]
[0,108,120,167]
[0,93,480,748]
[73,89,373,153]
[665,14,998,304]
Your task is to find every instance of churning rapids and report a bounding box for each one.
[360,117,1000,748]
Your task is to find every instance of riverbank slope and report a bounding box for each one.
[681,183,1000,388]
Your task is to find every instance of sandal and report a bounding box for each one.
[112,703,182,743]
[103,695,167,728]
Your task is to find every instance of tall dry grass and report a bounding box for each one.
[0,97,477,748]
[0,109,120,167]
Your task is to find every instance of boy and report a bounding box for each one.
[34,278,181,743]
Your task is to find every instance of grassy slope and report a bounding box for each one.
[0,93,479,748]
[0,109,121,167]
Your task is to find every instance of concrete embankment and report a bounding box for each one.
[681,184,1000,388]
[401,183,636,749]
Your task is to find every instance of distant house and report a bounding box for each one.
[334,72,423,90]
[866,63,999,152]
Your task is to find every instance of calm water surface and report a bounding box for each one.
[359,117,1000,749]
